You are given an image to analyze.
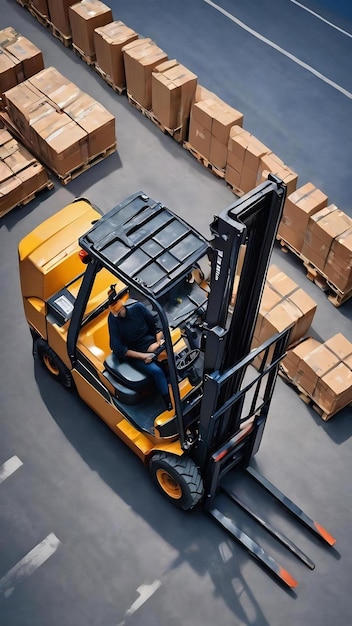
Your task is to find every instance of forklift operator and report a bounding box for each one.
[108,294,173,412]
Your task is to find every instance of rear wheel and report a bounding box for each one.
[36,339,73,389]
[149,452,204,510]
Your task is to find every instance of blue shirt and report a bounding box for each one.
[108,302,159,359]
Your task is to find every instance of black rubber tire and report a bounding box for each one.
[36,338,73,389]
[149,452,204,510]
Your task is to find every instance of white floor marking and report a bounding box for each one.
[117,580,161,625]
[0,456,23,485]
[0,533,61,598]
[202,0,352,100]
[290,0,352,38]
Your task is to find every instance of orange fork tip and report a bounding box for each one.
[280,568,298,589]
[314,522,336,547]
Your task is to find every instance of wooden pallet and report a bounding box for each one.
[49,23,72,48]
[28,3,50,28]
[57,144,116,185]
[183,142,226,179]
[94,64,125,94]
[226,181,245,197]
[278,364,351,421]
[0,177,54,220]
[72,43,95,66]
[127,92,184,142]
[277,236,352,307]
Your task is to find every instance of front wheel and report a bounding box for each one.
[35,338,73,389]
[149,452,204,510]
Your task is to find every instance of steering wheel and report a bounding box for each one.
[176,349,200,372]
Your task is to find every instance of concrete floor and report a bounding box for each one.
[1,1,351,625]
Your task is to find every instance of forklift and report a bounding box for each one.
[18,175,335,588]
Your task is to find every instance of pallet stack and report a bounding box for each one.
[0,122,53,218]
[280,334,352,421]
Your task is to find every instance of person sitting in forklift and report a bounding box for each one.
[107,287,173,411]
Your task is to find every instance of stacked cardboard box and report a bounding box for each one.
[0,27,44,96]
[47,0,77,37]
[69,0,113,60]
[3,67,115,178]
[225,127,270,193]
[0,124,51,218]
[278,183,328,253]
[188,95,243,169]
[282,334,352,418]
[94,21,138,88]
[123,38,168,110]
[302,205,352,293]
[252,265,317,353]
[152,60,197,139]
[31,0,50,17]
[257,152,298,197]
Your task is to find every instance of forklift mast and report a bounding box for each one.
[193,174,287,472]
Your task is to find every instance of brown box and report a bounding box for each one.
[4,144,36,173]
[258,153,298,197]
[188,118,211,157]
[94,21,138,87]
[69,0,113,59]
[31,0,49,16]
[252,265,317,349]
[0,175,23,215]
[325,227,352,293]
[29,67,80,109]
[123,38,168,109]
[189,97,243,167]
[64,92,115,156]
[0,49,23,95]
[3,81,45,142]
[0,161,13,183]
[31,108,89,176]
[302,205,351,274]
[16,161,49,197]
[225,128,270,193]
[278,183,328,253]
[294,334,352,415]
[152,60,197,137]
[47,0,77,36]
[1,32,44,80]
[281,337,321,382]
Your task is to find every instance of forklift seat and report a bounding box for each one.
[104,353,149,389]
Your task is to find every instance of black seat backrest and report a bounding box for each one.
[104,353,149,390]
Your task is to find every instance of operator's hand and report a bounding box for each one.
[143,353,155,364]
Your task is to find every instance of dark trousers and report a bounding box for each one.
[130,359,169,396]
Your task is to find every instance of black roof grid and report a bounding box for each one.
[80,193,209,297]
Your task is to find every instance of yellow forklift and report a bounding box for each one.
[18,176,335,587]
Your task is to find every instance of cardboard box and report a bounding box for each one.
[31,0,49,16]
[278,183,328,253]
[188,118,211,157]
[3,81,45,142]
[31,108,89,176]
[69,0,113,59]
[302,205,351,274]
[16,161,49,197]
[47,0,77,37]
[189,97,243,167]
[64,92,115,156]
[258,152,298,197]
[29,67,80,109]
[225,127,270,193]
[293,334,352,415]
[0,175,23,215]
[1,31,44,80]
[94,21,138,87]
[152,60,197,136]
[252,265,317,350]
[123,38,168,109]
[324,227,352,293]
[4,144,36,173]
[281,337,321,383]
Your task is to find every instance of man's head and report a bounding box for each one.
[109,299,126,317]
[108,284,127,317]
